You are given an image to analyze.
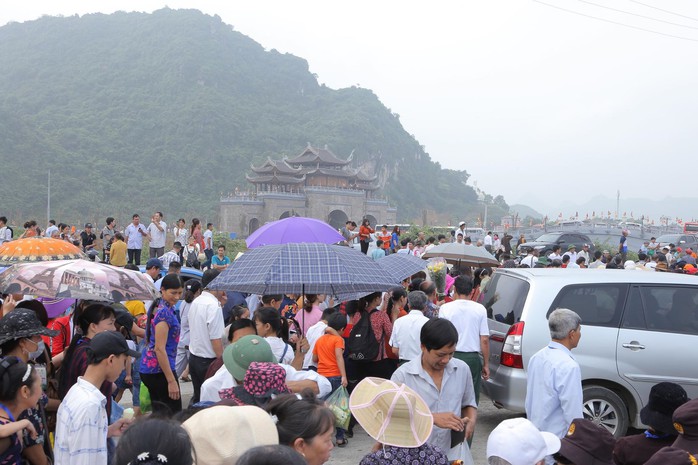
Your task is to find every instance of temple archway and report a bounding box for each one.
[248,218,260,235]
[279,211,292,220]
[328,210,349,230]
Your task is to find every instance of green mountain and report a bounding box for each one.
[0,8,483,226]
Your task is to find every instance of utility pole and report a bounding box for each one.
[47,170,51,227]
[616,190,620,221]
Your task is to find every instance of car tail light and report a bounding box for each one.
[500,322,524,369]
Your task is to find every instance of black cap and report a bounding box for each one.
[645,447,697,465]
[0,309,58,345]
[558,418,615,465]
[673,398,698,453]
[640,382,688,434]
[88,331,139,360]
[85,223,93,228]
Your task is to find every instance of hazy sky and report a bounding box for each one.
[3,1,698,214]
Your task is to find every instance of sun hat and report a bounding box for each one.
[487,418,560,465]
[219,361,290,407]
[673,398,698,453]
[223,335,275,381]
[537,256,550,266]
[558,418,615,465]
[624,260,637,270]
[645,447,697,465]
[183,405,278,465]
[640,382,688,435]
[349,377,433,448]
[0,308,58,346]
[567,244,576,250]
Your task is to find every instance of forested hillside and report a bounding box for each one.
[0,8,487,225]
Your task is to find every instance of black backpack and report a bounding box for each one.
[185,247,199,268]
[346,309,382,362]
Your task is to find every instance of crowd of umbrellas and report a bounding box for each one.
[0,217,499,312]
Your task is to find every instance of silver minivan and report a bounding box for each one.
[482,268,698,437]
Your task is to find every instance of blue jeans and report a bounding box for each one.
[202,248,214,269]
[326,376,346,441]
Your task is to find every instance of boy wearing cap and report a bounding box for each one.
[54,331,138,465]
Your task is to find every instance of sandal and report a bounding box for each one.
[180,375,191,382]
[336,438,348,447]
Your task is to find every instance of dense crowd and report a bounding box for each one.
[0,214,696,465]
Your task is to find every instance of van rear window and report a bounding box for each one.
[548,284,628,327]
[482,273,529,326]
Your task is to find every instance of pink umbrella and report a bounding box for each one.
[246,217,344,248]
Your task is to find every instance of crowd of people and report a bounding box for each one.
[0,214,696,465]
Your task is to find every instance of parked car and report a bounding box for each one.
[482,268,698,437]
[655,234,698,249]
[517,232,595,257]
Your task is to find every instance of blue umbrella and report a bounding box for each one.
[377,253,427,282]
[207,243,398,301]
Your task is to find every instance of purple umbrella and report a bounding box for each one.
[246,216,345,249]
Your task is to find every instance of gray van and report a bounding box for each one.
[481,268,698,437]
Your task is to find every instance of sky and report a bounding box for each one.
[3,1,698,216]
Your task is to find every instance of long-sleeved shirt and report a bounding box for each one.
[525,341,583,438]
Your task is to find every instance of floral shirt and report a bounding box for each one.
[0,417,22,465]
[140,301,180,374]
[359,444,448,465]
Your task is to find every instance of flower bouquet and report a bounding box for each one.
[427,257,448,297]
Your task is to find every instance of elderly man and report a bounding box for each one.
[525,308,583,446]
[389,290,430,364]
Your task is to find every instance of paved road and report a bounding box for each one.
[123,383,520,464]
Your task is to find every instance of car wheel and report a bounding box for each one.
[582,386,629,438]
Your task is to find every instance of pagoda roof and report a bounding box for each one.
[285,144,353,166]
[246,173,306,184]
[251,157,303,175]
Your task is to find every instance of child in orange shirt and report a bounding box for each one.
[312,312,348,446]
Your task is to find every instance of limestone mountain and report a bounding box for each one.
[0,8,483,225]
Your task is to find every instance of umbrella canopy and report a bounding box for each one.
[377,253,427,282]
[0,237,86,265]
[421,243,499,267]
[0,260,157,302]
[208,243,398,300]
[246,216,344,248]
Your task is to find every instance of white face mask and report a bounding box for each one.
[25,338,45,361]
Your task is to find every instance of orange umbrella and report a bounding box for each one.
[0,237,86,265]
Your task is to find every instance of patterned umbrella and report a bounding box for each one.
[377,253,427,282]
[246,216,344,248]
[0,237,86,265]
[421,243,499,267]
[0,260,157,302]
[207,243,398,300]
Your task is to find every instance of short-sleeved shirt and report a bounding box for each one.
[0,417,23,464]
[188,292,225,359]
[391,357,476,454]
[80,231,96,250]
[370,248,385,261]
[389,310,429,361]
[124,223,147,249]
[377,233,391,250]
[438,299,489,353]
[313,333,344,378]
[203,230,213,250]
[109,240,127,266]
[147,221,167,249]
[211,255,231,267]
[620,236,628,253]
[140,301,180,374]
[57,339,113,419]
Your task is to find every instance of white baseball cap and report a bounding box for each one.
[487,418,560,465]
[459,221,466,226]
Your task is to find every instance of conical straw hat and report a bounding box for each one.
[349,377,433,448]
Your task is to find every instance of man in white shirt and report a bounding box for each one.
[0,216,12,244]
[525,308,583,463]
[562,244,578,264]
[200,334,331,402]
[547,245,562,262]
[484,231,493,253]
[54,331,136,465]
[520,248,539,267]
[438,275,490,403]
[389,290,430,363]
[147,211,167,259]
[45,220,59,238]
[452,222,466,243]
[577,244,590,264]
[187,269,226,404]
[124,214,148,265]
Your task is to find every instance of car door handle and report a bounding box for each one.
[622,342,646,350]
